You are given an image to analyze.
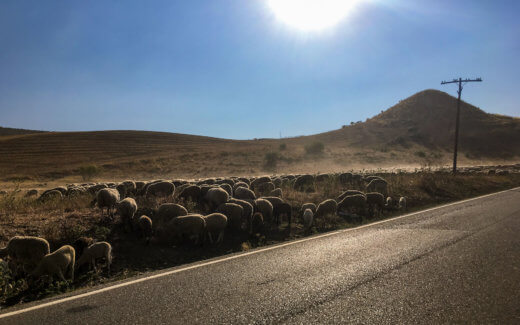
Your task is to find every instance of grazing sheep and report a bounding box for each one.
[315,173,331,183]
[216,203,243,231]
[138,215,153,244]
[364,175,384,183]
[255,182,275,195]
[97,188,120,217]
[338,172,353,185]
[399,197,407,210]
[203,213,228,244]
[249,212,264,236]
[72,237,94,258]
[135,181,146,193]
[251,176,271,191]
[38,189,63,202]
[337,190,365,202]
[254,199,274,224]
[234,186,256,201]
[0,236,50,274]
[337,194,367,215]
[31,245,75,283]
[315,199,337,218]
[205,187,229,211]
[233,182,249,192]
[146,181,175,198]
[301,203,317,214]
[228,198,254,222]
[167,214,206,245]
[178,185,202,203]
[293,174,315,192]
[154,203,188,229]
[262,196,284,209]
[237,177,251,185]
[116,183,127,199]
[273,202,292,226]
[269,188,283,198]
[87,183,108,195]
[116,197,138,226]
[366,178,388,197]
[76,241,112,273]
[219,183,233,196]
[303,208,314,231]
[366,192,385,217]
[121,180,137,195]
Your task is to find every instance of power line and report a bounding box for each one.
[440,77,483,174]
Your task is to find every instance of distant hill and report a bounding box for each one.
[0,90,518,180]
[0,126,45,137]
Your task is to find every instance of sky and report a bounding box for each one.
[0,0,519,139]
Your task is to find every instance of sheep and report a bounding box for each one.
[116,183,127,198]
[338,172,353,185]
[1,236,50,274]
[293,174,315,192]
[315,173,331,183]
[228,198,254,222]
[366,178,388,197]
[303,208,314,231]
[251,176,271,191]
[121,180,137,195]
[255,182,275,195]
[178,185,202,203]
[337,194,367,215]
[269,188,283,198]
[237,177,250,186]
[72,237,94,258]
[301,202,317,214]
[399,197,407,210]
[219,184,233,196]
[249,212,264,236]
[262,196,284,209]
[30,245,75,283]
[254,199,274,224]
[38,189,63,202]
[116,197,138,227]
[315,199,337,218]
[154,203,188,229]
[167,214,206,245]
[204,187,229,212]
[87,183,108,195]
[146,181,175,198]
[366,192,385,217]
[138,215,153,244]
[96,188,120,217]
[76,241,112,273]
[25,189,38,197]
[232,182,249,192]
[203,213,227,244]
[337,190,365,202]
[234,186,256,201]
[273,202,292,227]
[216,203,243,231]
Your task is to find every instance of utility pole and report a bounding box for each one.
[441,77,482,174]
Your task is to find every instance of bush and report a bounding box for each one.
[414,151,426,158]
[305,141,325,155]
[78,165,100,181]
[263,152,279,170]
[279,143,287,151]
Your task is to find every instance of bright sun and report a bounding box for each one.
[267,0,359,31]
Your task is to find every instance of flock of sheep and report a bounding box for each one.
[1,172,407,286]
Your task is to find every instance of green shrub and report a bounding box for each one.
[78,165,99,181]
[305,141,325,155]
[414,151,426,158]
[279,143,287,151]
[263,152,279,170]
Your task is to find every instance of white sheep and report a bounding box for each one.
[116,197,138,226]
[303,208,314,231]
[76,241,112,273]
[97,188,120,217]
[30,245,75,283]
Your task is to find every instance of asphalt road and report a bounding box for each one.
[2,187,520,324]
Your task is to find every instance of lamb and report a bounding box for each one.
[366,178,388,197]
[254,199,274,224]
[0,236,50,274]
[167,214,206,245]
[75,241,112,273]
[337,194,367,215]
[146,181,175,198]
[203,213,227,244]
[234,186,256,201]
[205,187,229,211]
[154,203,188,229]
[138,215,153,244]
[269,188,283,198]
[96,188,120,217]
[399,197,407,210]
[30,245,75,283]
[303,208,314,231]
[315,199,337,218]
[216,203,243,231]
[116,197,138,227]
[366,192,385,217]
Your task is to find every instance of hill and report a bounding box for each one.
[0,89,518,181]
[0,126,45,137]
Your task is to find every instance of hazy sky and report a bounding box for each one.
[1,0,519,139]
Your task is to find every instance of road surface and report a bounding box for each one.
[1,187,520,324]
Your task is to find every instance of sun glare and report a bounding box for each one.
[267,0,359,31]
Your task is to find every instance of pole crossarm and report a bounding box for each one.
[441,78,482,85]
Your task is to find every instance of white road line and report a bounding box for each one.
[1,186,519,319]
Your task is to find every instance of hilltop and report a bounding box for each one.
[0,89,518,181]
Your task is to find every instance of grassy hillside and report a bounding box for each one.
[0,90,518,181]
